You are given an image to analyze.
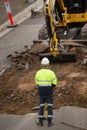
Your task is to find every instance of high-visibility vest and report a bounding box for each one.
[35,68,57,87]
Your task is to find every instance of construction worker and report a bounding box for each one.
[35,57,57,127]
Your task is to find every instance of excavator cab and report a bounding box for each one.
[64,0,87,13]
[55,0,87,24]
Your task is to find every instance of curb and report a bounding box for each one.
[0,0,43,39]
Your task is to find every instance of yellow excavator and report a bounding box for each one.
[40,0,87,62]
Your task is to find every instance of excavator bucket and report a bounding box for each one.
[39,52,76,63]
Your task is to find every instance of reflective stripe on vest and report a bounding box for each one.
[36,77,56,86]
[37,77,56,83]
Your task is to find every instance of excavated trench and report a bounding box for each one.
[0,41,87,115]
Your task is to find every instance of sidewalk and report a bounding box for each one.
[0,0,43,38]
[0,106,87,130]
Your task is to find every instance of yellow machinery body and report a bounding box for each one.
[44,0,87,56]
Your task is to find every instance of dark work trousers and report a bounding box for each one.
[39,95,53,124]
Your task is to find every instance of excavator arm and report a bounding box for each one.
[44,0,87,57]
[44,0,59,56]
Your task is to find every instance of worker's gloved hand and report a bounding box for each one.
[52,84,56,88]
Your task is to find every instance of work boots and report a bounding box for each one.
[48,122,54,127]
[36,121,43,126]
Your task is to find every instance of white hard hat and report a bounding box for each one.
[41,57,50,65]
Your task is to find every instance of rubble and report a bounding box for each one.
[6,41,87,70]
[30,8,43,18]
[31,41,49,54]
[7,45,35,70]
[38,24,48,40]
[81,23,87,39]
[75,46,87,66]
[0,67,11,77]
[6,41,50,70]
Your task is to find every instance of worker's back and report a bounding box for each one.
[35,68,57,95]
